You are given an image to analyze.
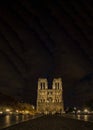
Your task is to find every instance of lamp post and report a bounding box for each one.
[74,107,77,115]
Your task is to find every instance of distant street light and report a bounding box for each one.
[74,107,76,110]
[77,110,81,114]
[32,106,35,109]
[0,111,3,114]
[84,109,89,113]
[16,110,19,113]
[5,109,10,112]
[74,107,77,115]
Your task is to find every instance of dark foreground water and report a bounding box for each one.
[62,114,93,122]
[2,115,93,130]
[0,114,93,129]
[0,114,35,129]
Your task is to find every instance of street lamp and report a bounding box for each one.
[74,107,77,115]
[77,110,81,114]
[84,109,89,114]
[6,109,10,112]
[0,111,3,114]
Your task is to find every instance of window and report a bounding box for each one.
[40,82,42,88]
[55,83,57,88]
[40,82,46,89]
[57,82,59,89]
[43,82,45,89]
[55,99,59,102]
[55,82,60,89]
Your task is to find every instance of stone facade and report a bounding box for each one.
[37,78,64,114]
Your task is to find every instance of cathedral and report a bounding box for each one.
[36,78,64,114]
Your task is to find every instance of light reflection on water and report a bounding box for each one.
[5,115,11,126]
[72,114,93,122]
[22,115,25,121]
[3,114,31,128]
[77,114,88,121]
[77,115,80,120]
[0,114,36,129]
[15,115,19,122]
[65,114,93,122]
[84,115,88,121]
[0,114,93,129]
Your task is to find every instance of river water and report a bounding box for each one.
[0,114,93,129]
[0,114,34,129]
[63,114,93,122]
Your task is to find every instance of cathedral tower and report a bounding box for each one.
[37,78,64,114]
[52,78,64,112]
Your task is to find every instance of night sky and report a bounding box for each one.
[0,0,93,107]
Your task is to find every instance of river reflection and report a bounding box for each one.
[77,115,92,122]
[84,115,88,121]
[77,115,81,120]
[5,115,11,126]
[0,114,32,129]
[77,115,88,121]
[68,114,93,122]
[15,115,19,122]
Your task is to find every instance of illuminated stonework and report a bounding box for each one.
[37,78,64,114]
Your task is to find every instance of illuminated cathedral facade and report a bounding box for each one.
[36,78,64,114]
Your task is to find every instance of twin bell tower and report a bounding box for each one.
[37,78,64,114]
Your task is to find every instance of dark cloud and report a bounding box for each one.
[0,0,93,106]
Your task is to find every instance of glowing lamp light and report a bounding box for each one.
[25,110,29,114]
[32,106,35,109]
[77,110,81,113]
[16,110,19,113]
[74,107,76,110]
[72,111,75,113]
[84,109,89,113]
[0,111,3,114]
[6,109,10,112]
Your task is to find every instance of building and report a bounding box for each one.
[37,78,64,114]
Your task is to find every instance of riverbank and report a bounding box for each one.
[2,115,93,130]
